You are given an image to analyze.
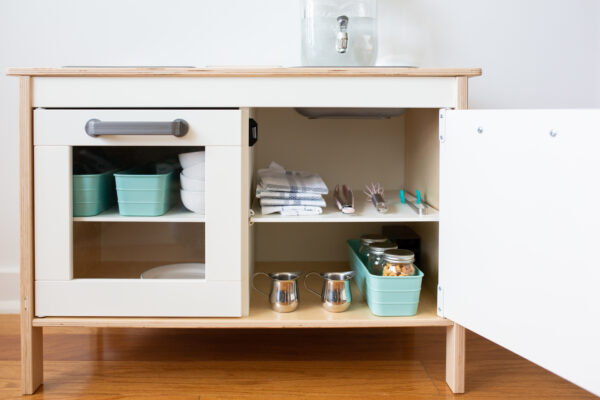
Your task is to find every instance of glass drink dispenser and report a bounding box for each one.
[301,0,377,66]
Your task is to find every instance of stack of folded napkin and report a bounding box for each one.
[256,162,328,216]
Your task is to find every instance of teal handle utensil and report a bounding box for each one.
[399,190,406,204]
[416,190,422,205]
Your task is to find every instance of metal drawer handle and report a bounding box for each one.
[85,119,189,137]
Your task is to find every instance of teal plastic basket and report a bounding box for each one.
[114,164,175,216]
[347,239,423,317]
[72,170,116,217]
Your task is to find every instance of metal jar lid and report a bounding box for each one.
[360,234,388,245]
[368,242,398,255]
[383,249,415,263]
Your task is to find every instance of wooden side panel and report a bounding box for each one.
[240,108,252,316]
[404,109,440,209]
[456,77,469,110]
[34,146,72,280]
[19,76,43,394]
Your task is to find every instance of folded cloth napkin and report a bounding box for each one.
[261,205,323,216]
[257,162,328,195]
[260,197,326,207]
[256,187,324,200]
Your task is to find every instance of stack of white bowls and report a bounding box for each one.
[178,151,205,213]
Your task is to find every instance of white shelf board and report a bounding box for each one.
[251,190,439,223]
[73,205,205,223]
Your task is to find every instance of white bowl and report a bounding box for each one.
[141,263,205,279]
[178,151,205,169]
[180,172,205,191]
[183,163,205,179]
[181,189,205,213]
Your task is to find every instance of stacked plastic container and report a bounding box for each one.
[114,163,176,216]
[178,151,205,214]
[72,170,116,217]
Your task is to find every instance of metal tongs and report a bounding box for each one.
[333,184,355,214]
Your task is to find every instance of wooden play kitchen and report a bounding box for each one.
[8,67,599,396]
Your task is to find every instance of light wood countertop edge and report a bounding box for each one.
[32,317,454,329]
[6,67,482,78]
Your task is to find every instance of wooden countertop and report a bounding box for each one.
[7,66,482,78]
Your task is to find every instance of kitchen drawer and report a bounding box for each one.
[34,109,242,146]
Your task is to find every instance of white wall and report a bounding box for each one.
[0,0,598,312]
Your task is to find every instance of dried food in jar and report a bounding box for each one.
[382,249,416,277]
[367,242,398,275]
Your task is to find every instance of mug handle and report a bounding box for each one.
[304,272,322,297]
[252,272,270,297]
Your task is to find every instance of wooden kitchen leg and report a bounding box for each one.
[446,323,466,393]
[21,326,43,394]
[20,76,43,394]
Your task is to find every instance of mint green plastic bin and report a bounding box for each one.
[114,164,175,216]
[347,239,424,317]
[72,170,116,217]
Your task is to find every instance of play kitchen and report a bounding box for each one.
[15,64,598,397]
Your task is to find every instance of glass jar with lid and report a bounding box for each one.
[382,249,416,277]
[301,0,378,66]
[367,242,398,275]
[359,234,388,262]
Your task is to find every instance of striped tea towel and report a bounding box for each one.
[257,162,328,195]
[260,197,326,207]
[261,205,323,216]
[256,187,324,200]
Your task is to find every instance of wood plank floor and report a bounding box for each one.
[0,315,595,399]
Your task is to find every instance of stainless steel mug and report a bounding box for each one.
[252,272,303,313]
[304,271,354,312]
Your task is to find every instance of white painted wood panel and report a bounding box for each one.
[34,109,241,146]
[34,146,72,281]
[72,206,205,222]
[32,77,458,108]
[205,145,242,281]
[440,110,600,396]
[35,280,241,317]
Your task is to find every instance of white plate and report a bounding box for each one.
[140,263,205,279]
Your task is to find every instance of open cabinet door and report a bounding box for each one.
[439,110,600,396]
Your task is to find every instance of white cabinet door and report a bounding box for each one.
[439,110,600,396]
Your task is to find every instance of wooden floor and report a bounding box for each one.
[0,315,595,400]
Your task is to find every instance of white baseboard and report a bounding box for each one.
[0,265,19,314]
[0,300,19,314]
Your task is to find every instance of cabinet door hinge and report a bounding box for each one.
[437,285,444,317]
[249,209,255,226]
[439,109,448,143]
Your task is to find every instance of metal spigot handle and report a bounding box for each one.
[336,15,349,53]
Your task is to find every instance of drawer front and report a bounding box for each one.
[36,280,242,317]
[34,109,241,146]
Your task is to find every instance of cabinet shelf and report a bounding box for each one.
[73,205,205,223]
[32,288,448,328]
[251,190,439,223]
